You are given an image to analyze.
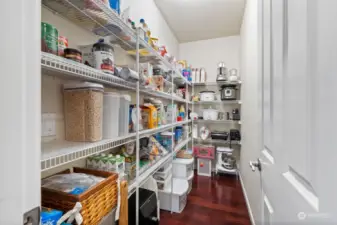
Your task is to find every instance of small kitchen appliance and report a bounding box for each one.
[228,69,239,82]
[216,62,227,81]
[215,147,237,175]
[232,108,240,121]
[220,85,237,100]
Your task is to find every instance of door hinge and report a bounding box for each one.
[23,206,40,225]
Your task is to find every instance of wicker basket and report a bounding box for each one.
[42,167,118,225]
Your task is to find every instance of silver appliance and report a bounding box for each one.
[216,62,227,81]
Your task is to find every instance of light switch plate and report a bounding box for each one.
[42,113,56,137]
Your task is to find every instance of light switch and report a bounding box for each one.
[42,113,56,137]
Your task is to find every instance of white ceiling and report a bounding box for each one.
[155,0,246,43]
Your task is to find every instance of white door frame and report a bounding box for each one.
[0,0,41,224]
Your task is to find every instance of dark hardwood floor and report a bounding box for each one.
[160,172,252,225]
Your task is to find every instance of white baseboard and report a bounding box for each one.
[239,172,256,225]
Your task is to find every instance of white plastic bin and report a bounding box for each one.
[172,157,194,178]
[119,94,131,136]
[155,174,172,190]
[157,161,171,173]
[103,92,120,139]
[158,178,188,213]
[186,170,194,194]
[153,164,172,181]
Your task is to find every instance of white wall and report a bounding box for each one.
[179,36,241,81]
[121,0,179,57]
[240,0,261,224]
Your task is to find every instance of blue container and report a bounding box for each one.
[175,127,183,142]
[41,207,63,225]
[160,132,174,151]
[109,0,120,14]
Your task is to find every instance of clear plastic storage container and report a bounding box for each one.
[158,178,188,213]
[119,94,131,136]
[103,92,120,139]
[172,157,194,178]
[63,82,103,142]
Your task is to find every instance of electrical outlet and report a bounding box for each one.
[42,113,56,137]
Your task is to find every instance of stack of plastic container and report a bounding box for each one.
[172,157,194,194]
[156,162,189,213]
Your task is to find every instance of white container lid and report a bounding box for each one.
[121,94,131,102]
[104,92,120,97]
[172,157,194,165]
[63,82,104,90]
[159,178,188,195]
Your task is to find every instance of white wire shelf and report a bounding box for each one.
[194,120,241,125]
[41,52,136,90]
[41,121,191,171]
[41,133,136,171]
[193,138,241,146]
[42,0,190,85]
[193,81,242,86]
[193,100,242,105]
[128,152,172,194]
[42,52,190,102]
[174,137,191,154]
[139,120,190,137]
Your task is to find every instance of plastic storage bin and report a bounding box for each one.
[186,170,194,194]
[172,157,194,178]
[63,82,103,142]
[153,164,172,181]
[158,178,188,213]
[119,94,131,136]
[157,162,171,173]
[155,174,172,190]
[103,92,120,139]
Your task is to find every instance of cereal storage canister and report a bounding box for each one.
[63,82,104,142]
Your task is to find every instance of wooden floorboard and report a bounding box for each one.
[160,172,252,225]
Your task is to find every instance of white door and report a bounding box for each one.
[254,0,337,224]
[0,0,41,224]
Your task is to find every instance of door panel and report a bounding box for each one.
[0,0,41,224]
[284,0,311,182]
[259,0,337,223]
[262,0,272,152]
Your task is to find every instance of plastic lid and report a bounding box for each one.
[172,157,194,165]
[63,82,104,90]
[104,92,120,97]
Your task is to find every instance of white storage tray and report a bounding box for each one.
[156,174,172,190]
[157,161,171,173]
[172,157,194,179]
[158,178,189,213]
[153,164,172,181]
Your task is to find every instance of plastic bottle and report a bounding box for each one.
[109,0,120,14]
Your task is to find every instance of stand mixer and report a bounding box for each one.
[215,147,237,174]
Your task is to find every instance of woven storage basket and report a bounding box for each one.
[42,167,118,225]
